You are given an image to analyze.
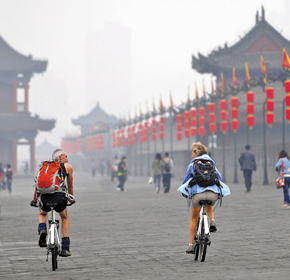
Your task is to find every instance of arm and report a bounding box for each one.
[65,163,74,196]
[275,158,282,173]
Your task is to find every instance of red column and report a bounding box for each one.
[30,138,35,173]
[25,82,29,112]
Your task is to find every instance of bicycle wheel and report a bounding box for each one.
[199,220,207,262]
[194,219,200,261]
[51,247,57,271]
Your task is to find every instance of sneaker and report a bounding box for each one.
[61,248,71,257]
[155,186,160,194]
[210,220,217,232]
[286,206,290,209]
[282,204,288,209]
[38,229,47,247]
[186,244,195,254]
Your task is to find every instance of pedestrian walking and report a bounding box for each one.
[162,152,173,193]
[239,145,256,192]
[117,157,127,192]
[6,164,13,195]
[151,153,164,194]
[275,150,290,209]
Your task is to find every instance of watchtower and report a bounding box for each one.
[0,36,55,173]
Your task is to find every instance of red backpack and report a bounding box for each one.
[35,161,65,194]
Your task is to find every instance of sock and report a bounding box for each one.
[62,237,70,250]
[38,223,47,234]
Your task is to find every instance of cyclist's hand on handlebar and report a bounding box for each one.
[30,200,37,207]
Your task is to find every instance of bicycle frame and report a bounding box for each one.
[196,205,210,237]
[47,207,60,251]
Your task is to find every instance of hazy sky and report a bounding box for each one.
[0,0,289,149]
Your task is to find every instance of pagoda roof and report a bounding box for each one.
[192,9,290,76]
[72,102,118,127]
[0,113,55,132]
[0,36,47,74]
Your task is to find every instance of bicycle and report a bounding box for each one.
[32,193,75,271]
[193,200,213,262]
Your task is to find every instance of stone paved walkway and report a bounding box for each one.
[0,172,290,280]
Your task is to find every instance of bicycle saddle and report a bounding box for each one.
[199,200,213,206]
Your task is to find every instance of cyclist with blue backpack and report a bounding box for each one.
[177,142,230,254]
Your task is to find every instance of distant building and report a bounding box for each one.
[85,22,132,114]
[0,36,55,173]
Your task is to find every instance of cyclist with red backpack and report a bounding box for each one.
[177,142,230,254]
[30,149,74,257]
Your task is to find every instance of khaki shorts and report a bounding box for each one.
[191,191,219,208]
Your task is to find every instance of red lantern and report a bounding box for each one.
[191,118,197,127]
[286,107,290,122]
[127,139,131,145]
[266,87,274,99]
[247,115,255,128]
[116,130,120,136]
[231,108,239,119]
[152,126,157,133]
[221,121,228,132]
[266,100,274,111]
[285,80,290,93]
[199,126,205,136]
[208,103,215,113]
[127,127,131,133]
[138,123,143,130]
[209,113,216,123]
[266,112,274,126]
[220,100,227,110]
[209,123,216,134]
[121,128,125,134]
[184,128,190,138]
[160,123,165,131]
[177,132,182,140]
[184,119,190,128]
[131,138,136,144]
[220,110,228,120]
[139,130,143,137]
[199,107,205,116]
[159,132,164,139]
[231,119,239,131]
[152,119,156,126]
[143,128,148,135]
[144,121,149,128]
[247,91,254,103]
[199,116,205,126]
[191,108,197,118]
[184,111,190,120]
[143,135,148,142]
[131,125,135,132]
[152,133,157,141]
[176,114,182,123]
[127,133,131,139]
[160,116,165,123]
[285,94,290,107]
[177,123,183,131]
[247,104,254,115]
[132,132,136,138]
[191,127,197,136]
[113,131,116,138]
[231,97,239,108]
[122,140,125,146]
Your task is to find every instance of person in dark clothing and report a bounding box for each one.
[239,145,256,192]
[117,157,127,192]
[6,164,13,195]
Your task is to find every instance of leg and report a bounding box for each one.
[59,208,69,237]
[189,206,201,244]
[248,170,253,190]
[38,209,48,247]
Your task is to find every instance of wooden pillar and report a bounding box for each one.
[24,82,29,112]
[13,81,17,112]
[12,138,17,173]
[30,138,35,173]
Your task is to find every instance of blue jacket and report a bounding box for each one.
[177,154,231,198]
[275,157,290,175]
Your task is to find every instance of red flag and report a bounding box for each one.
[202,79,206,97]
[152,98,156,112]
[261,55,267,84]
[211,77,215,94]
[233,67,237,87]
[195,83,199,100]
[160,95,164,110]
[221,72,224,93]
[170,92,174,108]
[245,62,250,88]
[283,48,290,69]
